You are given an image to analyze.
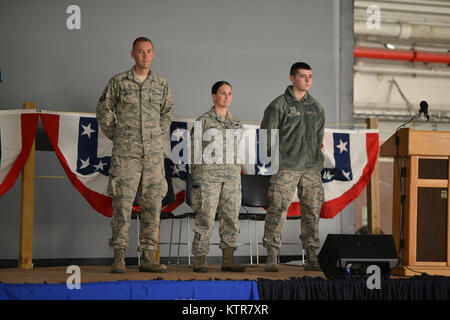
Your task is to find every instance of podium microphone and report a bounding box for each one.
[397,100,431,133]
[419,100,430,121]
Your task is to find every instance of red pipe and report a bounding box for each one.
[354,46,450,64]
[415,51,450,64]
[354,47,413,61]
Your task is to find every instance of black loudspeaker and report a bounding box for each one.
[317,234,398,279]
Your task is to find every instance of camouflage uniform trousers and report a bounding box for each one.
[108,154,167,252]
[191,176,241,256]
[263,169,324,250]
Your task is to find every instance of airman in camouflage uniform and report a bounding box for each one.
[96,37,173,273]
[190,81,245,273]
[260,62,325,272]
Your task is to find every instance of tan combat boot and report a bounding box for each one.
[111,248,126,274]
[139,250,167,273]
[264,247,279,272]
[193,255,208,273]
[304,246,321,271]
[221,247,245,272]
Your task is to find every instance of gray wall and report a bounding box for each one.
[0,0,353,260]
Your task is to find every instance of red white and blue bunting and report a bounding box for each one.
[0,110,379,219]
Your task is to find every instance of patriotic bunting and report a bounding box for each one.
[0,110,39,196]
[0,110,379,219]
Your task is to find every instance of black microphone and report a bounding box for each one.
[419,100,430,121]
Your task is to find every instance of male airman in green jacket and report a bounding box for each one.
[261,62,325,272]
[97,37,173,274]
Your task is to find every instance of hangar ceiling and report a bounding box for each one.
[353,0,450,123]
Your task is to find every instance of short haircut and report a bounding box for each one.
[211,81,232,94]
[290,62,312,76]
[132,37,153,49]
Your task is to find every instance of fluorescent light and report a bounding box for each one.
[385,43,396,50]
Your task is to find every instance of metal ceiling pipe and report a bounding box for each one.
[354,46,450,64]
[354,65,450,77]
[354,1,450,16]
[354,21,450,42]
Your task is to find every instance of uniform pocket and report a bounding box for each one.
[304,111,318,144]
[190,184,202,212]
[300,170,324,211]
[107,158,121,197]
[150,87,163,105]
[268,172,296,211]
[108,177,121,197]
[120,89,137,104]
[150,95,162,105]
[303,170,323,187]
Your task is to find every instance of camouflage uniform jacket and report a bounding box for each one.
[260,85,325,171]
[191,107,242,182]
[96,67,174,158]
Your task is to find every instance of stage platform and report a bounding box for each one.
[2,262,450,302]
[0,263,322,284]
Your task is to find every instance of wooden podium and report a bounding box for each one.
[381,128,450,276]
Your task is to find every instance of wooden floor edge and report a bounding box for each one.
[392,265,450,277]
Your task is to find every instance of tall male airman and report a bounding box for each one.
[97,37,174,273]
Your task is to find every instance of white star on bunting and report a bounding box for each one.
[336,139,348,154]
[81,123,96,139]
[342,170,351,180]
[94,160,106,171]
[79,157,90,169]
[323,171,334,181]
[257,164,269,175]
